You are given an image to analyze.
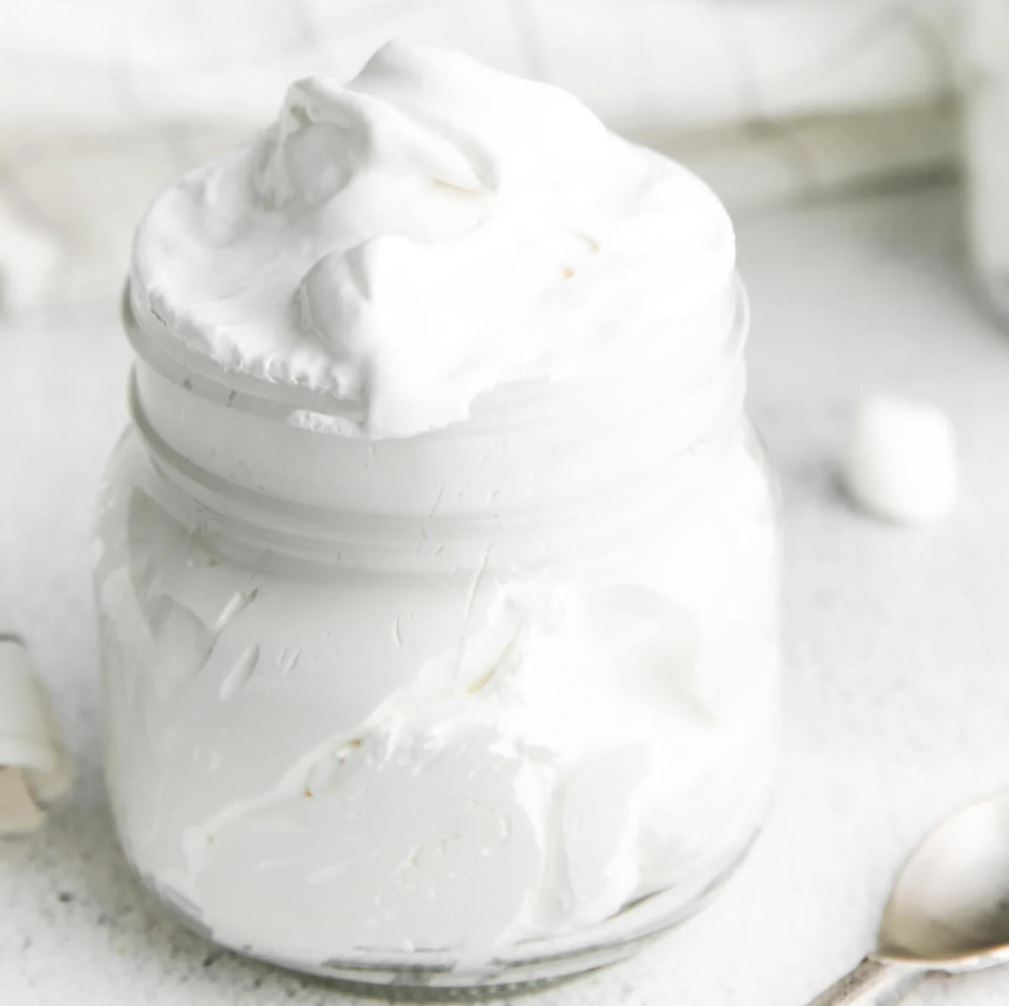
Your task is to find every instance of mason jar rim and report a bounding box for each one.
[120,274,750,566]
[121,275,748,443]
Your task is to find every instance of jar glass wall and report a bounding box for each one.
[94,283,781,995]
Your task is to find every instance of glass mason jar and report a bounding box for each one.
[95,276,780,995]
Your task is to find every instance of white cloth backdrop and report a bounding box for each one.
[1,0,957,314]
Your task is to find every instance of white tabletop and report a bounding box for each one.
[3,181,1009,1005]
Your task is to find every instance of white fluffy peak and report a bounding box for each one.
[129,41,735,437]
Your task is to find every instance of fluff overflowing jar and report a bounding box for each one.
[94,42,782,993]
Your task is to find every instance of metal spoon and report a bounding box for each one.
[807,794,1009,1004]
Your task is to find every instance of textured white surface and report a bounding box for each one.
[4,182,1009,1004]
[129,40,737,437]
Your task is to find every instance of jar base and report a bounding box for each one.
[138,824,762,1000]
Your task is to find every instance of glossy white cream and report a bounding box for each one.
[129,41,734,438]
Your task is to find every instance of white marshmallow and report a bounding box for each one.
[842,394,958,525]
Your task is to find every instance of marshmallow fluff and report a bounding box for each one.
[129,40,734,438]
[97,43,781,987]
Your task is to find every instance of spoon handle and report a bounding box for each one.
[804,958,925,1005]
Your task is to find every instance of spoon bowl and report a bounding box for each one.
[878,794,1009,968]
[807,794,1009,1005]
